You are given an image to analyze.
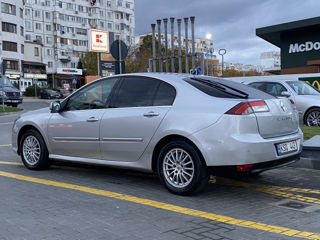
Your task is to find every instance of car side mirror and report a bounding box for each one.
[280,91,291,97]
[50,101,61,113]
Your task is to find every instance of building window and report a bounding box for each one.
[47,49,53,56]
[46,24,51,31]
[25,21,31,30]
[20,8,23,18]
[34,47,39,56]
[79,40,87,46]
[3,41,17,52]
[20,26,24,36]
[2,22,17,33]
[71,62,76,68]
[126,2,130,8]
[36,35,42,43]
[21,44,24,54]
[34,10,41,18]
[25,34,31,41]
[107,1,111,7]
[46,37,53,44]
[108,22,113,30]
[1,3,16,15]
[25,8,31,17]
[3,60,18,70]
[118,0,123,7]
[45,0,50,6]
[35,23,41,30]
[45,12,51,19]
[48,62,53,68]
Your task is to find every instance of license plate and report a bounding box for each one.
[276,140,298,156]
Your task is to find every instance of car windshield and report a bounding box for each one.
[287,81,320,95]
[48,90,56,94]
[0,76,14,87]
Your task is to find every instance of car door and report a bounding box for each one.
[100,76,176,162]
[47,77,118,159]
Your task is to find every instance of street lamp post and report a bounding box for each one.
[218,49,227,77]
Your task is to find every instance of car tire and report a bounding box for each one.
[304,108,320,126]
[157,140,209,195]
[12,103,18,107]
[20,129,51,170]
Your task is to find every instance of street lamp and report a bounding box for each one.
[218,48,227,77]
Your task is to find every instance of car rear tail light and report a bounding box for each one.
[236,164,254,172]
[225,100,269,115]
[289,99,295,105]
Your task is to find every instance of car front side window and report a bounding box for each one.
[66,78,117,111]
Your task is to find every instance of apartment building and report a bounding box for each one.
[0,0,25,80]
[24,0,135,87]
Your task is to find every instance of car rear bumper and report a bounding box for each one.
[191,115,303,167]
[209,153,300,175]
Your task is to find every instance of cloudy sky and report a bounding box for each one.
[135,0,320,65]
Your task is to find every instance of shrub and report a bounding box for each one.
[24,85,43,97]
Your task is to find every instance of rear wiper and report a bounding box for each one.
[190,78,248,99]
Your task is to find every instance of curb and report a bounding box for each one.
[291,147,320,170]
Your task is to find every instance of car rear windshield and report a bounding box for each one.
[184,77,274,100]
[185,78,248,99]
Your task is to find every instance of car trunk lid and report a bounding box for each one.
[254,98,299,139]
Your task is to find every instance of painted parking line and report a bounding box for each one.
[0,170,319,239]
[0,144,12,147]
[217,178,320,205]
[0,161,22,166]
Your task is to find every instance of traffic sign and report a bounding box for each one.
[110,40,128,61]
[197,67,202,75]
[72,77,77,85]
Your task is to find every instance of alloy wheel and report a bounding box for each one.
[163,148,195,188]
[306,110,320,126]
[22,136,41,166]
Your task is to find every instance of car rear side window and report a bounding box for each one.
[249,82,287,97]
[153,82,176,106]
[111,77,159,108]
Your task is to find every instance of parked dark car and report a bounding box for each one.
[40,89,62,99]
[0,75,23,107]
[57,89,73,99]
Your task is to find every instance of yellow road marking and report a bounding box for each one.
[0,161,23,166]
[0,170,319,239]
[217,178,320,205]
[0,144,12,147]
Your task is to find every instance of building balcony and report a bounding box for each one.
[59,56,71,63]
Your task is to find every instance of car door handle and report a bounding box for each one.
[87,117,99,122]
[143,111,159,117]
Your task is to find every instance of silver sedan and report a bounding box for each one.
[12,73,303,195]
[241,79,320,126]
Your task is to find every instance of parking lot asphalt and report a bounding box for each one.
[1,100,320,240]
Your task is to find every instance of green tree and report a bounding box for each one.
[81,52,98,76]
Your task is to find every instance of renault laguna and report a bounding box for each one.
[12,73,303,195]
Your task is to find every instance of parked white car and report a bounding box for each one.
[241,78,320,126]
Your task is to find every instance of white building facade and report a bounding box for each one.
[24,0,135,87]
[260,51,281,73]
[0,0,25,79]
